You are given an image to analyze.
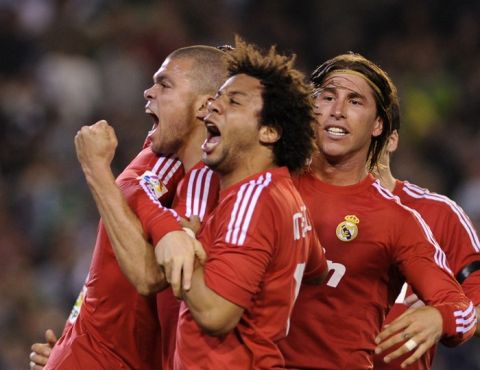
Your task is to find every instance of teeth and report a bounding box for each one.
[327,127,347,136]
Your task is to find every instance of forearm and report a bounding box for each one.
[183,265,242,336]
[84,164,166,295]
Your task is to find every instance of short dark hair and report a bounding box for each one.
[311,53,400,170]
[169,45,228,95]
[225,36,316,172]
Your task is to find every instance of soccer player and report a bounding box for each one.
[278,53,476,370]
[170,38,327,369]
[372,127,480,369]
[31,45,228,370]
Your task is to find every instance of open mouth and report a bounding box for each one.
[145,109,159,138]
[201,121,221,154]
[325,126,348,137]
[146,111,159,130]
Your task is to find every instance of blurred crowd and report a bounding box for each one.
[0,0,479,369]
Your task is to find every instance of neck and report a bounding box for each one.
[310,151,369,186]
[219,149,277,190]
[372,158,396,192]
[176,124,206,172]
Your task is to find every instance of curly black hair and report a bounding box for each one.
[225,36,316,173]
[311,53,400,170]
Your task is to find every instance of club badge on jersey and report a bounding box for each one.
[138,170,168,201]
[68,284,87,324]
[336,215,360,242]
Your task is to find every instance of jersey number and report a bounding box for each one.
[326,260,346,288]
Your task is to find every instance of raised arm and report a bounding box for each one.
[74,120,173,295]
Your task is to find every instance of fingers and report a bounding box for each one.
[375,315,409,345]
[45,329,58,346]
[189,216,202,234]
[155,231,197,298]
[30,360,45,370]
[376,306,443,366]
[193,239,207,265]
[31,342,51,357]
[169,252,194,298]
[29,345,50,367]
[179,216,202,235]
[400,341,430,368]
[380,335,430,368]
[375,329,411,356]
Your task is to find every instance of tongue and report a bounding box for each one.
[201,136,221,153]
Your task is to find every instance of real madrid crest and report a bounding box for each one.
[336,215,359,242]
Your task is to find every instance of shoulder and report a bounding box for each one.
[398,181,469,218]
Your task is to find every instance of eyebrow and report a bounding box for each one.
[153,74,170,84]
[318,85,366,101]
[216,90,250,99]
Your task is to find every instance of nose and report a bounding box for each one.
[331,99,346,119]
[207,96,221,114]
[144,85,155,100]
[198,97,214,120]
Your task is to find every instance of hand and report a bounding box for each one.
[155,230,205,298]
[374,306,442,368]
[29,329,57,369]
[74,120,118,174]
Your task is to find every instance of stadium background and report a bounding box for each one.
[1,0,479,368]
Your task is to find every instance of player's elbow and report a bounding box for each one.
[194,310,240,337]
[135,274,168,296]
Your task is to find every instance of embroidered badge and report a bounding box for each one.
[68,285,87,324]
[336,215,359,242]
[138,170,168,201]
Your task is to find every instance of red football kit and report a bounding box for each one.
[46,147,184,370]
[278,173,476,370]
[174,167,327,370]
[374,180,480,370]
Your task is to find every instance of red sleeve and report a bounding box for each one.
[433,202,480,304]
[392,210,476,346]
[172,164,220,221]
[118,157,185,245]
[203,197,275,309]
[304,232,327,282]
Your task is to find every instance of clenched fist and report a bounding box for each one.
[74,120,118,175]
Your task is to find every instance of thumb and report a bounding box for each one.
[45,329,58,347]
[189,216,202,234]
[193,239,207,265]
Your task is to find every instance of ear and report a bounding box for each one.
[194,94,212,121]
[259,125,281,145]
[372,116,383,138]
[386,129,399,153]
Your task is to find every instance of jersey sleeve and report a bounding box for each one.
[392,210,477,346]
[203,191,277,309]
[304,232,327,282]
[118,158,184,246]
[435,203,480,305]
[172,165,220,221]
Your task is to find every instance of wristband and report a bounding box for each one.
[456,261,480,284]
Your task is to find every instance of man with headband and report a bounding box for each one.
[278,53,476,369]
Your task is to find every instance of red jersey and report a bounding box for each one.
[156,161,220,370]
[46,148,184,370]
[374,180,480,370]
[278,173,476,370]
[174,167,327,370]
